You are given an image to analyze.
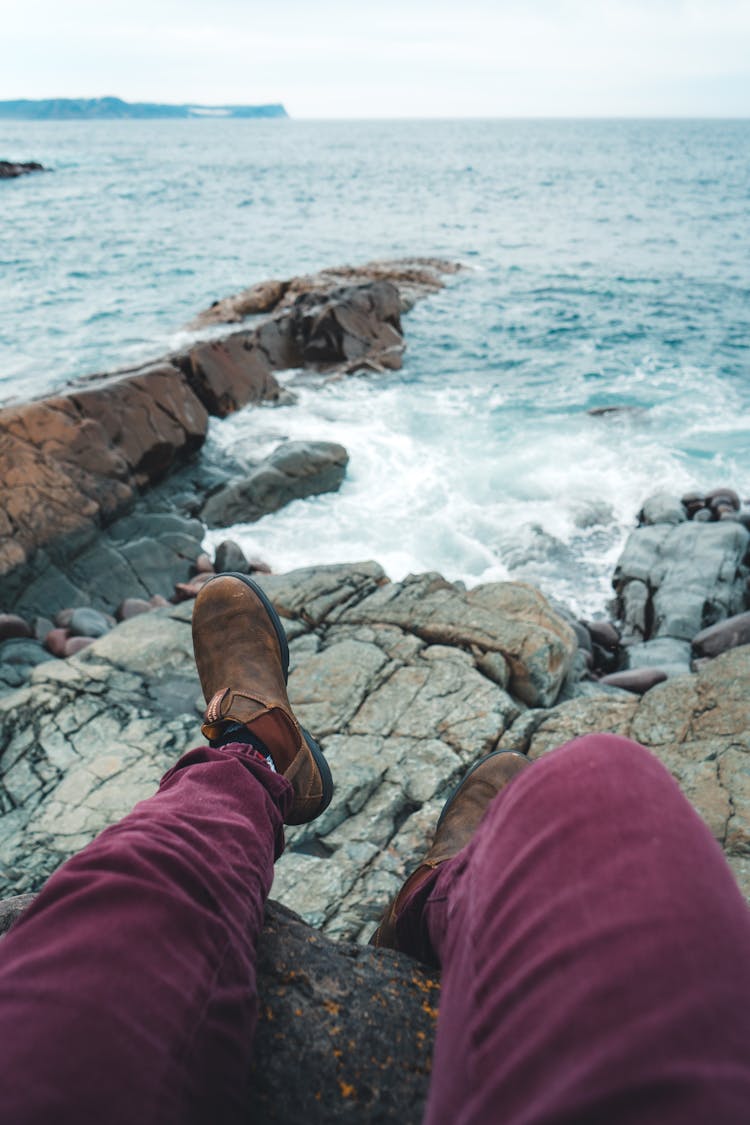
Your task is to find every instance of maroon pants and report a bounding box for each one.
[0,736,748,1123]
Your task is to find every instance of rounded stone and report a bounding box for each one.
[45,628,70,657]
[600,668,668,694]
[117,598,152,621]
[0,614,32,641]
[69,607,112,639]
[195,553,215,574]
[0,638,54,666]
[65,636,95,657]
[54,608,76,628]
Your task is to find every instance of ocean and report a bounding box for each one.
[2,118,749,615]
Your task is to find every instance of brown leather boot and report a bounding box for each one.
[371,749,529,950]
[192,572,333,825]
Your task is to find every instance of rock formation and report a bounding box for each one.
[0,161,45,179]
[0,262,456,621]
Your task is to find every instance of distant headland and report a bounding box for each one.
[0,97,288,120]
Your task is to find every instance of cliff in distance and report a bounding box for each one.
[0,97,287,120]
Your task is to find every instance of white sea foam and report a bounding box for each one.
[203,357,749,618]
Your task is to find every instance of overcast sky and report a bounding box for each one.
[3,0,749,117]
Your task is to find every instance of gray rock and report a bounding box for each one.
[638,492,686,526]
[625,637,693,678]
[69,607,112,639]
[201,441,349,528]
[213,540,251,574]
[0,638,54,667]
[614,519,749,643]
[340,573,577,707]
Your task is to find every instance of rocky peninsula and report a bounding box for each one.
[1,260,748,1122]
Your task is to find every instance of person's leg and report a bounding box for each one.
[408,735,750,1124]
[0,573,333,1124]
[0,743,289,1125]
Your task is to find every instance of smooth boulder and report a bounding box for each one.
[201,442,349,528]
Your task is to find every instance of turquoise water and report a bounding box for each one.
[2,119,749,611]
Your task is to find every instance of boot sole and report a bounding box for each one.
[436,749,529,829]
[221,572,333,815]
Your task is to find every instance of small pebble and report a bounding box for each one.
[65,636,95,657]
[45,628,70,657]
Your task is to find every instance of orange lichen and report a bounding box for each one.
[323,999,341,1016]
[338,1081,357,1099]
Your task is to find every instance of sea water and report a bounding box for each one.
[2,119,749,614]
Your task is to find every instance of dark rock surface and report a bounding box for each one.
[0,893,437,1123]
[201,441,349,528]
[0,160,45,179]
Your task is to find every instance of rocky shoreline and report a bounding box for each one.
[1,260,749,1121]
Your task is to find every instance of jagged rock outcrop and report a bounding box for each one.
[190,258,461,327]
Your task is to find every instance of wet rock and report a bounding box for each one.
[194,554,214,574]
[638,492,686,526]
[69,607,112,639]
[0,160,45,179]
[0,614,32,640]
[201,441,349,528]
[706,487,740,514]
[149,594,170,608]
[178,333,284,417]
[214,539,251,574]
[54,609,75,629]
[692,612,750,659]
[681,492,705,519]
[600,668,668,694]
[190,258,460,328]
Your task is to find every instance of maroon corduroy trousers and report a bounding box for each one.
[0,735,748,1123]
